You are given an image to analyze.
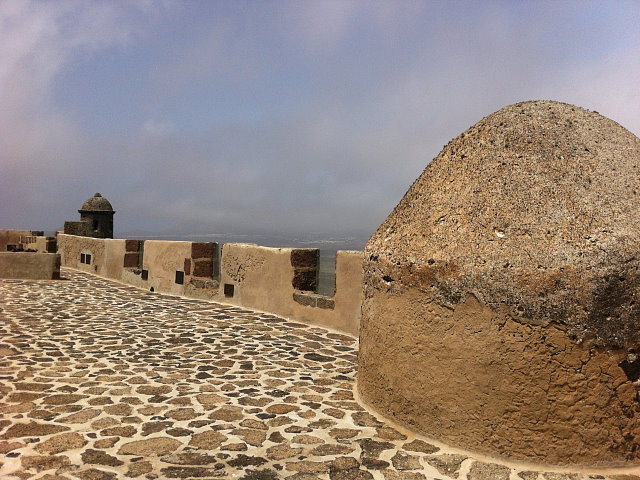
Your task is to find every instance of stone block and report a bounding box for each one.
[317,296,335,310]
[125,240,141,252]
[184,258,191,275]
[191,242,215,259]
[293,292,317,307]
[292,269,317,291]
[291,249,318,268]
[0,253,61,280]
[123,253,139,268]
[192,259,213,278]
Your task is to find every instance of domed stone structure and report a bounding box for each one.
[63,193,115,238]
[80,192,114,213]
[358,100,640,465]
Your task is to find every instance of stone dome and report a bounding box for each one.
[79,193,114,213]
[367,100,640,349]
[359,100,640,465]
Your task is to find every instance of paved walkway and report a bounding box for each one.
[0,269,637,480]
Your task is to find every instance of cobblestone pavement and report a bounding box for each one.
[1,269,638,480]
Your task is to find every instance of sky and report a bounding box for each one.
[1,1,639,246]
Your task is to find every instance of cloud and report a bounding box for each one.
[1,1,639,243]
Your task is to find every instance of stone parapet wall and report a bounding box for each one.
[0,252,60,280]
[57,234,362,335]
[219,244,362,335]
[0,229,45,252]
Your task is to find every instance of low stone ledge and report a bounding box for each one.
[0,252,61,280]
[293,292,335,310]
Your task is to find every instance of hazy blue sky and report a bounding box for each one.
[2,1,639,243]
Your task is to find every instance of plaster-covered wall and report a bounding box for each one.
[220,244,362,335]
[57,235,362,336]
[0,229,44,252]
[140,240,191,295]
[358,286,639,466]
[0,252,60,280]
[57,234,125,279]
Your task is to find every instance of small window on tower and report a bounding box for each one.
[93,220,98,231]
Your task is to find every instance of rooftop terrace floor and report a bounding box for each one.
[0,269,637,480]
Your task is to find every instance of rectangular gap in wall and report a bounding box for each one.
[141,269,148,281]
[316,249,337,297]
[86,254,92,265]
[175,271,184,285]
[80,253,86,264]
[224,283,234,297]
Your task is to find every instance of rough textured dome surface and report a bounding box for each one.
[80,193,114,212]
[367,100,640,348]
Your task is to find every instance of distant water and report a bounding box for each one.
[121,232,367,251]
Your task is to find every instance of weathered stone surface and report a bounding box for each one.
[34,432,86,454]
[188,430,227,449]
[360,100,640,466]
[81,449,124,466]
[101,425,137,437]
[160,466,222,478]
[424,455,467,477]
[382,472,427,480]
[123,253,139,268]
[42,394,86,405]
[58,408,102,423]
[21,454,71,472]
[291,249,318,268]
[161,452,218,465]
[118,437,181,456]
[402,439,438,454]
[286,460,330,473]
[192,259,213,278]
[196,393,226,406]
[391,452,422,470]
[467,461,512,480]
[266,403,299,414]
[74,468,118,480]
[209,405,244,421]
[232,428,267,446]
[125,460,153,478]
[266,444,303,460]
[191,242,215,259]
[2,422,69,438]
[125,239,141,252]
[366,100,640,347]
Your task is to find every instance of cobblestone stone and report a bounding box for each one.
[0,269,638,479]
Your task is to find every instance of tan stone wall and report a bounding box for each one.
[57,234,125,279]
[0,229,44,251]
[139,240,191,295]
[220,243,295,311]
[358,286,640,466]
[0,252,60,280]
[57,236,362,336]
[219,244,362,335]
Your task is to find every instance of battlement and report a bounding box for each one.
[56,233,362,335]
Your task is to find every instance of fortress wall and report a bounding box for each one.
[138,240,192,295]
[289,250,363,335]
[220,244,362,335]
[219,243,303,314]
[57,235,362,336]
[0,252,60,280]
[0,229,44,251]
[24,235,57,253]
[57,234,125,279]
